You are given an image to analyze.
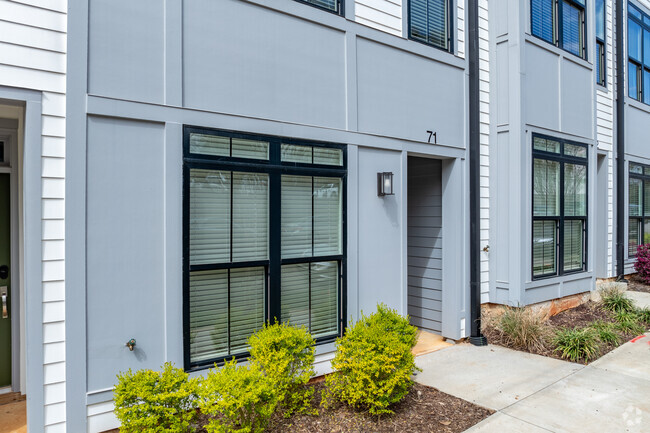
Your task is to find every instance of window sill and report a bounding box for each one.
[626,97,650,114]
[525,34,592,71]
[526,271,593,289]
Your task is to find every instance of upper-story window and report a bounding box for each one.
[409,0,452,51]
[596,0,606,86]
[628,3,650,104]
[295,0,341,14]
[531,0,587,59]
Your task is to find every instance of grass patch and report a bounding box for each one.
[553,327,600,363]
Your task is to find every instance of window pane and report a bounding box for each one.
[314,177,342,256]
[562,1,582,57]
[645,30,650,66]
[229,267,266,353]
[630,177,642,216]
[531,0,555,43]
[645,219,650,245]
[629,4,643,21]
[189,133,229,157]
[282,175,313,258]
[533,158,560,216]
[281,263,310,329]
[595,0,605,40]
[301,0,337,11]
[629,61,639,99]
[564,143,587,158]
[596,42,605,85]
[281,144,312,164]
[231,138,269,160]
[410,0,449,50]
[190,169,230,265]
[533,220,557,276]
[645,180,650,216]
[232,172,268,262]
[189,270,228,363]
[629,19,642,62]
[629,219,640,256]
[563,220,584,272]
[533,136,560,153]
[645,70,650,105]
[313,147,343,166]
[310,261,339,338]
[630,163,644,174]
[564,163,587,217]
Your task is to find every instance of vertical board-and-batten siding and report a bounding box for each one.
[0,0,67,431]
[596,0,615,277]
[407,158,443,333]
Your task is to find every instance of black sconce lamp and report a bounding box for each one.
[377,172,394,197]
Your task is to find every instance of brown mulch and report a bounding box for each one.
[627,274,650,293]
[483,301,644,364]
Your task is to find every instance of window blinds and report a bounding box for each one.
[410,0,448,49]
[531,0,554,43]
[562,1,582,57]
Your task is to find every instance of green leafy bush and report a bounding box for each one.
[635,307,650,326]
[589,321,621,345]
[600,287,635,313]
[113,362,199,433]
[198,360,279,433]
[499,307,547,351]
[325,304,419,416]
[248,322,316,416]
[553,327,600,363]
[613,311,646,335]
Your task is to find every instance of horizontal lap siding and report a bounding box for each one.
[479,0,489,302]
[355,0,402,36]
[0,1,67,431]
[408,158,443,333]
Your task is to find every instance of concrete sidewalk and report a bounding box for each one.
[415,333,650,432]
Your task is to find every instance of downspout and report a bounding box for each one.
[616,0,626,280]
[468,0,487,345]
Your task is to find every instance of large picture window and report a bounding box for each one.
[531,0,586,59]
[409,0,452,51]
[532,135,588,279]
[628,3,650,104]
[628,163,650,256]
[184,127,346,369]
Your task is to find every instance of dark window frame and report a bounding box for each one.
[596,0,606,86]
[407,0,454,53]
[628,2,650,104]
[293,0,343,15]
[628,162,650,257]
[183,126,348,371]
[530,0,588,60]
[532,134,589,280]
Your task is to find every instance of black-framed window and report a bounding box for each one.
[531,0,587,59]
[628,163,650,256]
[294,0,342,14]
[628,3,650,104]
[532,135,588,279]
[408,0,452,52]
[183,127,347,369]
[596,0,606,86]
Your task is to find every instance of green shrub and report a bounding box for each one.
[635,307,650,326]
[325,304,419,416]
[600,287,635,313]
[589,321,621,345]
[198,360,279,433]
[553,327,600,363]
[113,362,199,433]
[248,322,315,416]
[613,311,646,335]
[499,307,547,351]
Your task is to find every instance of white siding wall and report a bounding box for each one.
[0,1,67,432]
[355,0,402,36]
[457,0,465,58]
[478,0,489,301]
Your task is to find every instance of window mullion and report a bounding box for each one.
[269,171,282,324]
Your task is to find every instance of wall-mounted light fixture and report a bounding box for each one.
[377,172,394,197]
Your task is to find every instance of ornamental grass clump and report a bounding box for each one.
[198,360,279,433]
[613,311,646,335]
[553,327,600,363]
[498,307,547,352]
[589,320,621,345]
[634,244,650,284]
[325,304,419,417]
[113,362,199,433]
[600,287,635,314]
[248,322,316,416]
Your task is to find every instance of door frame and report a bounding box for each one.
[0,125,20,393]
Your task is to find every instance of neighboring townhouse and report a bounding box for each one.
[0,0,649,432]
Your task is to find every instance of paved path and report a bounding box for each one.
[416,333,650,432]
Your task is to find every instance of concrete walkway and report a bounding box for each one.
[415,333,650,432]
[627,290,650,309]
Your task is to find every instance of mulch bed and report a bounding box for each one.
[627,274,650,293]
[483,301,643,364]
